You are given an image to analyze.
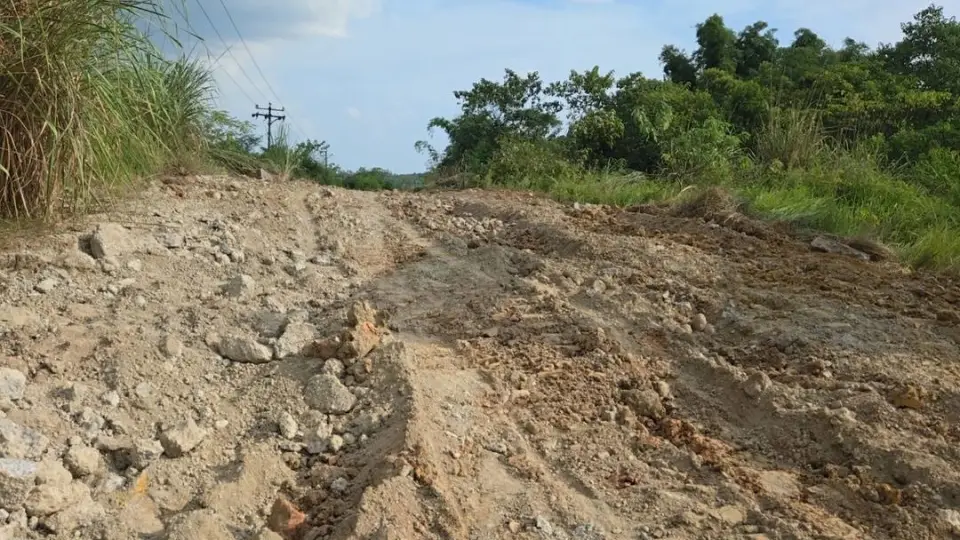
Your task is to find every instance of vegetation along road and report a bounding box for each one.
[0,1,959,539]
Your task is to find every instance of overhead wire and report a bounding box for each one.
[209,0,314,142]
[190,0,271,105]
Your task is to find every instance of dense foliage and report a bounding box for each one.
[415,5,960,270]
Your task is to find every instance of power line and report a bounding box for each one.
[210,0,313,143]
[183,0,315,146]
[202,44,259,106]
[190,0,270,104]
[214,0,284,105]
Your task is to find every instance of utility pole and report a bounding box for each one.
[252,103,285,149]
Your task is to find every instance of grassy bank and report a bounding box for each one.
[471,151,960,271]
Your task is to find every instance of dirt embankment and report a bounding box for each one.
[0,175,958,540]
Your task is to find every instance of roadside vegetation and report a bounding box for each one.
[0,0,412,224]
[4,1,958,271]
[415,5,960,271]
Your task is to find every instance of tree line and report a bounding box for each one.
[415,4,960,204]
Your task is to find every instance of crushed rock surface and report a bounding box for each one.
[0,175,956,539]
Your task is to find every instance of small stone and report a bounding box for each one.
[267,497,305,536]
[691,313,708,332]
[0,368,26,402]
[217,335,274,364]
[328,435,344,453]
[304,374,356,414]
[161,233,184,249]
[0,458,38,507]
[252,311,288,338]
[134,382,153,400]
[214,419,229,430]
[508,520,521,533]
[100,391,120,407]
[940,509,960,533]
[330,477,348,494]
[34,278,59,293]
[622,389,665,419]
[128,439,164,469]
[277,413,298,440]
[321,359,345,377]
[304,423,332,455]
[160,335,184,358]
[159,418,207,458]
[275,322,316,359]
[63,446,103,478]
[891,385,923,410]
[655,380,672,399]
[0,418,49,459]
[88,223,136,259]
[220,274,255,297]
[535,515,553,534]
[256,529,285,540]
[126,259,143,272]
[134,295,147,308]
[743,372,772,398]
[714,506,745,524]
[284,262,308,276]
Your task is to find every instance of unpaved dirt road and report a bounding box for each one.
[1,174,959,540]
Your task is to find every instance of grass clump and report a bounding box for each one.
[0,0,214,220]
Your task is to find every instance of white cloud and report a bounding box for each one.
[346,107,362,119]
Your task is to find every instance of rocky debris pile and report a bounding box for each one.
[389,197,505,246]
[0,370,105,536]
[259,302,412,539]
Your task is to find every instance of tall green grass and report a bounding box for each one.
[0,0,214,219]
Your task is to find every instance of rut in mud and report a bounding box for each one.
[0,174,958,540]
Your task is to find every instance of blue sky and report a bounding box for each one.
[168,0,949,173]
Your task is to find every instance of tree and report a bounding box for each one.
[694,14,738,73]
[660,45,697,86]
[417,69,562,170]
[882,5,960,94]
[735,21,778,78]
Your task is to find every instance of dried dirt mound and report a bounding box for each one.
[0,176,958,540]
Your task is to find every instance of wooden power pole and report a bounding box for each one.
[252,103,285,149]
